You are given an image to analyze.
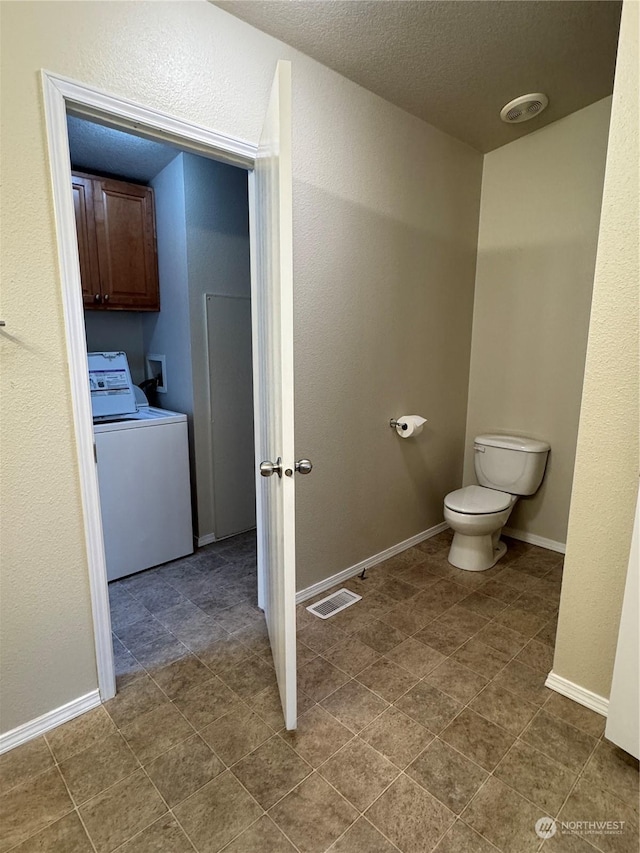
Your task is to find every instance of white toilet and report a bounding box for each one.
[444,434,550,571]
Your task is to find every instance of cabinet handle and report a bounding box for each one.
[103,294,110,303]
[94,294,101,303]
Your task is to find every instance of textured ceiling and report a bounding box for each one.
[213,0,621,152]
[66,115,181,182]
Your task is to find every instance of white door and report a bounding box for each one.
[251,61,300,730]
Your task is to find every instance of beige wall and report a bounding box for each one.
[0,1,481,733]
[553,0,639,699]
[463,98,612,545]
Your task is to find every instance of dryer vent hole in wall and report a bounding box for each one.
[306,588,362,619]
[145,355,167,393]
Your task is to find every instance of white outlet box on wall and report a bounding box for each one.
[146,354,167,393]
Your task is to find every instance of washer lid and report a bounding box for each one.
[475,434,550,453]
[88,351,137,419]
[445,485,512,514]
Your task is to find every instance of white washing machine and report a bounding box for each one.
[89,352,193,581]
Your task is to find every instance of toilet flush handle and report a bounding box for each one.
[474,444,485,453]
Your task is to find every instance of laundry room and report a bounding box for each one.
[68,114,257,584]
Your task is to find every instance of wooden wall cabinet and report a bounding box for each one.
[72,171,160,311]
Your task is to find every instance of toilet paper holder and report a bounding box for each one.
[389,418,409,431]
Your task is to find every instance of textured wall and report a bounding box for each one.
[553,0,639,699]
[85,311,146,384]
[143,152,252,542]
[143,154,193,420]
[182,154,251,542]
[0,1,481,732]
[463,98,612,545]
[293,93,482,588]
[142,154,197,527]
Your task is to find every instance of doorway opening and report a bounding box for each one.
[42,72,265,704]
[43,64,298,731]
[67,112,265,698]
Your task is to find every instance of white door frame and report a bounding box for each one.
[41,70,266,701]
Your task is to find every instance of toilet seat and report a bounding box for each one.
[445,485,512,515]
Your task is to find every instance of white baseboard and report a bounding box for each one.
[296,522,449,605]
[0,689,101,755]
[503,526,566,554]
[545,671,609,717]
[197,526,256,548]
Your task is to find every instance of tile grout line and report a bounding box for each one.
[113,555,258,643]
[289,648,474,851]
[107,629,282,844]
[104,735,269,853]
[448,714,602,853]
[114,611,287,741]
[109,547,280,853]
[61,657,580,853]
[454,772,528,853]
[3,782,77,853]
[4,547,257,852]
[220,762,310,851]
[3,732,104,853]
[320,554,557,655]
[207,721,390,850]
[41,734,58,767]
[14,542,624,853]
[546,735,624,853]
[267,768,362,850]
[297,551,580,852]
[394,616,595,850]
[327,814,404,852]
[137,763,201,853]
[104,672,298,841]
[310,609,536,745]
[58,765,102,853]
[451,818,504,853]
[217,811,304,853]
[292,573,560,797]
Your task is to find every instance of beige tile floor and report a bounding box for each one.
[1,531,638,853]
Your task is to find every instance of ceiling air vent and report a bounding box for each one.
[500,93,549,124]
[306,588,361,619]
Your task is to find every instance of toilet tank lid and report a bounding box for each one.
[475,434,550,453]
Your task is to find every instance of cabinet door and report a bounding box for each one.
[71,174,100,308]
[93,178,160,310]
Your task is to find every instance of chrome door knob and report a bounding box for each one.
[260,457,282,478]
[295,459,313,475]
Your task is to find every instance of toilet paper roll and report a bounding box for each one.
[396,415,427,438]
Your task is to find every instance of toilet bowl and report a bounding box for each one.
[444,486,517,571]
[443,434,550,572]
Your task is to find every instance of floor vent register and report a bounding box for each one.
[306,588,362,620]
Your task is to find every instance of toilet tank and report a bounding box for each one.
[474,434,550,496]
